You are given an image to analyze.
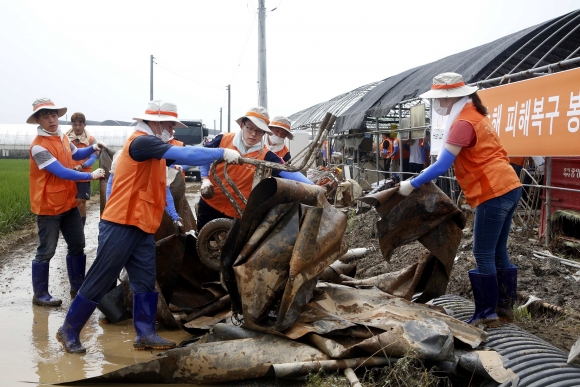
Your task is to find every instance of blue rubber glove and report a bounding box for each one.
[72,146,96,161]
[279,171,314,185]
[162,146,224,166]
[410,148,456,188]
[106,174,114,201]
[45,161,92,181]
[165,186,179,221]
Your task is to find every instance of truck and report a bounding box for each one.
[173,119,209,181]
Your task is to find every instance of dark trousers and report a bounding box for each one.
[409,162,424,174]
[79,220,156,303]
[382,158,391,178]
[35,207,84,263]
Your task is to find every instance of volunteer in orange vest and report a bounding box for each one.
[66,112,99,227]
[265,115,293,163]
[399,73,522,328]
[27,98,106,308]
[387,132,400,182]
[57,100,241,354]
[197,107,313,232]
[380,133,392,179]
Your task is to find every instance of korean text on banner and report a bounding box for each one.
[479,67,580,157]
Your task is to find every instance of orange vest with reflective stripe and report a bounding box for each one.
[205,133,268,218]
[102,131,167,233]
[70,135,95,182]
[29,135,78,215]
[274,145,289,161]
[453,103,522,208]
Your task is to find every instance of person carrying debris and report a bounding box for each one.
[398,73,522,327]
[57,100,242,354]
[27,98,106,307]
[265,115,293,163]
[197,106,313,232]
[65,112,99,228]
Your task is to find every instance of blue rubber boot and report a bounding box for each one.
[56,292,97,353]
[466,270,500,328]
[32,261,62,307]
[66,254,86,299]
[133,292,176,351]
[497,265,518,323]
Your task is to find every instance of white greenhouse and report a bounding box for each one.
[0,125,133,158]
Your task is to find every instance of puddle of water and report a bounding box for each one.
[0,181,209,386]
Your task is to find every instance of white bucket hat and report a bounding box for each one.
[26,98,67,124]
[268,115,293,140]
[236,106,272,134]
[419,72,478,99]
[133,100,186,128]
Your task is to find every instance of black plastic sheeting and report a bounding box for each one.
[430,294,580,387]
[332,9,580,133]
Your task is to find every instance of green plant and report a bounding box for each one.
[345,210,358,234]
[0,159,34,234]
[305,370,349,387]
[513,306,533,322]
[362,352,451,387]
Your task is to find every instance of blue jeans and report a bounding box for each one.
[473,187,522,274]
[79,220,156,303]
[35,207,85,263]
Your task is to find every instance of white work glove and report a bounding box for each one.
[200,178,215,199]
[173,217,184,235]
[398,180,415,196]
[222,148,242,164]
[73,164,84,172]
[93,141,107,152]
[173,165,183,172]
[91,168,106,180]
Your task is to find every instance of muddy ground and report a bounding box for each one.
[2,180,579,386]
[344,204,580,353]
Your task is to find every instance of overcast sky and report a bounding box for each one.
[1,0,578,129]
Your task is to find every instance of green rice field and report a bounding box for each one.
[0,159,99,234]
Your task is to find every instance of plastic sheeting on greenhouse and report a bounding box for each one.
[0,125,133,152]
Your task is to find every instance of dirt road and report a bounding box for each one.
[0,190,199,386]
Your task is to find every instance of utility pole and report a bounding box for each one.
[220,107,222,132]
[227,85,231,133]
[257,0,268,108]
[150,55,155,101]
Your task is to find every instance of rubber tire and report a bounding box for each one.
[196,218,233,271]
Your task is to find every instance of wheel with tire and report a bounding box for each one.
[196,218,233,271]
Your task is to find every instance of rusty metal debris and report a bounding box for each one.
[353,182,466,302]
[85,153,500,386]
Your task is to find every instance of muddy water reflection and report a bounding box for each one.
[0,181,208,386]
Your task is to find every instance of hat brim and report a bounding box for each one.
[419,85,478,99]
[236,116,272,134]
[26,107,67,124]
[268,124,293,140]
[133,114,187,129]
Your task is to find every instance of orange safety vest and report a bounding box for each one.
[274,145,289,161]
[380,137,392,159]
[70,135,95,182]
[204,133,268,218]
[102,131,167,233]
[29,135,78,215]
[453,103,522,208]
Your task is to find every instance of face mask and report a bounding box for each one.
[268,135,285,145]
[433,99,450,116]
[154,125,173,143]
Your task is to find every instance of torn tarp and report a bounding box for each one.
[354,182,466,302]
